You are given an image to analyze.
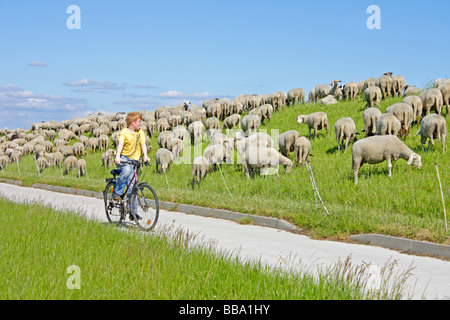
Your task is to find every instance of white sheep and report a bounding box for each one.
[287,88,305,105]
[293,136,311,166]
[157,131,174,149]
[363,107,382,137]
[278,130,300,158]
[402,95,423,125]
[364,86,382,108]
[258,104,274,124]
[241,114,261,136]
[376,113,401,137]
[344,81,359,101]
[419,88,444,115]
[76,159,87,177]
[222,114,241,130]
[188,121,205,145]
[72,142,86,156]
[296,112,329,140]
[242,146,293,178]
[101,149,116,168]
[155,148,173,173]
[64,155,78,174]
[191,156,210,188]
[385,103,414,139]
[415,114,447,153]
[167,137,184,159]
[438,83,450,115]
[351,135,422,184]
[334,117,358,153]
[403,85,423,96]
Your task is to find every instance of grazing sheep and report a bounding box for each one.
[438,83,450,115]
[76,159,87,177]
[72,142,86,156]
[433,78,450,88]
[308,89,316,103]
[392,75,406,96]
[287,88,305,105]
[156,118,171,132]
[403,85,423,96]
[203,144,228,169]
[207,102,222,119]
[278,130,301,158]
[87,137,99,153]
[0,155,9,170]
[242,147,293,178]
[402,95,423,125]
[64,155,78,174]
[155,148,173,173]
[344,81,358,101]
[351,135,422,184]
[173,125,188,141]
[419,88,444,115]
[376,113,401,137]
[230,100,244,115]
[168,137,184,159]
[44,151,63,167]
[157,131,174,149]
[191,156,210,188]
[376,72,393,99]
[79,135,89,148]
[296,112,329,139]
[55,145,74,157]
[293,136,312,166]
[363,107,382,137]
[222,114,241,130]
[258,104,274,124]
[98,134,110,151]
[314,84,331,101]
[101,149,116,168]
[319,95,338,105]
[364,86,382,108]
[233,132,275,158]
[241,114,261,136]
[334,117,358,153]
[188,121,205,145]
[415,114,447,153]
[385,103,414,139]
[205,117,221,136]
[169,114,182,127]
[329,80,343,100]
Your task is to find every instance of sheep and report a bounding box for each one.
[329,80,343,100]
[188,121,205,145]
[293,136,312,166]
[376,72,393,99]
[0,155,9,170]
[147,120,157,137]
[241,114,261,136]
[419,88,443,115]
[169,114,182,127]
[363,77,377,90]
[319,95,338,105]
[76,159,87,177]
[157,131,174,149]
[351,135,422,185]
[207,102,222,119]
[72,142,86,157]
[376,113,401,137]
[433,78,450,88]
[87,137,99,153]
[364,86,382,108]
[205,117,221,136]
[415,114,447,153]
[55,145,74,157]
[155,148,173,173]
[308,89,316,103]
[392,75,406,96]
[403,85,423,96]
[191,156,210,188]
[363,107,382,137]
[242,147,293,179]
[438,83,450,115]
[344,81,358,101]
[167,137,184,159]
[334,117,358,153]
[156,118,170,132]
[287,88,305,105]
[203,144,228,170]
[233,132,275,158]
[222,114,241,130]
[278,130,300,158]
[98,134,110,151]
[101,149,116,168]
[79,135,89,149]
[402,95,423,125]
[385,103,414,139]
[296,112,329,140]
[314,84,331,101]
[64,155,78,174]
[258,104,274,124]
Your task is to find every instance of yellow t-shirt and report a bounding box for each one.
[117,128,146,161]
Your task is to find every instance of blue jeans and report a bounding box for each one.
[115,155,137,213]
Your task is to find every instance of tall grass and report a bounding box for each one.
[1,94,449,243]
[0,198,412,299]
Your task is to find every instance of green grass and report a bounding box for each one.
[0,198,411,299]
[1,94,449,244]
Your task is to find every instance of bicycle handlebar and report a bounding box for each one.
[120,160,150,167]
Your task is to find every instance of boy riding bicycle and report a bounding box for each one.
[112,112,151,219]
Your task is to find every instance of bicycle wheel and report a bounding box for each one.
[130,183,159,231]
[104,181,124,226]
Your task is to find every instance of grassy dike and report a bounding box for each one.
[0,197,413,300]
[0,94,449,244]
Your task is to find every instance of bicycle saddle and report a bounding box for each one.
[110,169,121,176]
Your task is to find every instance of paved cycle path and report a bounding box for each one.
[1,182,449,300]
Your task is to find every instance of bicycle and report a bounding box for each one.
[103,160,159,231]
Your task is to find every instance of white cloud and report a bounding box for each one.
[158,90,216,99]
[63,78,126,91]
[27,61,48,67]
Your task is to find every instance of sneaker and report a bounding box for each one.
[129,213,142,221]
[111,192,122,201]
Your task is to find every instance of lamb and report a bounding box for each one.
[364,86,382,108]
[72,142,86,156]
[334,117,358,153]
[419,88,444,115]
[293,136,312,166]
[242,147,293,178]
[363,107,382,137]
[415,114,446,153]
[191,156,210,188]
[296,112,329,139]
[101,149,116,168]
[385,103,414,139]
[76,159,87,177]
[277,130,300,158]
[402,95,423,125]
[155,148,173,173]
[64,155,78,174]
[351,135,422,184]
[376,113,401,137]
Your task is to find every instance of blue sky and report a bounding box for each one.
[1,0,449,130]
